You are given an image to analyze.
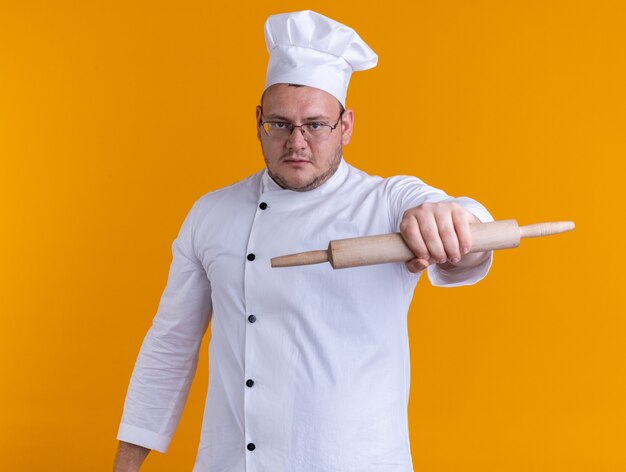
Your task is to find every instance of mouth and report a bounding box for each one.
[283,158,312,166]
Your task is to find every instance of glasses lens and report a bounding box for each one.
[264,122,292,139]
[303,125,331,140]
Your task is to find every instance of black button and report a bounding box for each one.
[248,315,256,323]
[246,379,254,387]
[247,443,256,451]
[247,253,256,261]
[259,202,268,210]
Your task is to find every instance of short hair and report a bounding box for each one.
[260,84,345,114]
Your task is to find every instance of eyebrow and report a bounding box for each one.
[303,115,331,121]
[262,113,332,122]
[263,114,291,121]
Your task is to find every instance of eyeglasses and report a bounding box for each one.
[259,108,344,141]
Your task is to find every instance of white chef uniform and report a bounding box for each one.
[117,158,493,471]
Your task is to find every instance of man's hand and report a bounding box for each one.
[399,202,489,273]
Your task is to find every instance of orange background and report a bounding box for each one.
[1,1,625,470]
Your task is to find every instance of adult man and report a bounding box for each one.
[115,10,492,472]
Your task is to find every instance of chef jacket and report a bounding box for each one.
[117,158,493,471]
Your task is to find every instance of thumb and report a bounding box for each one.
[405,258,429,274]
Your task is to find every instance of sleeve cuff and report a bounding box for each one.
[427,250,493,287]
[117,423,172,453]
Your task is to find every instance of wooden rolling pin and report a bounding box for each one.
[271,220,575,269]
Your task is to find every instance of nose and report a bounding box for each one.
[286,126,308,149]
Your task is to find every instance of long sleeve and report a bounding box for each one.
[117,201,213,452]
[385,175,494,287]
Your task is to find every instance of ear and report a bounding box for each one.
[340,109,354,145]
[255,105,263,142]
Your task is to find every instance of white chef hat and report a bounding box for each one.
[263,10,378,106]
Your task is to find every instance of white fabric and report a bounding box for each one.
[117,159,493,471]
[264,10,378,106]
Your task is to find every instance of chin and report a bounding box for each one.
[281,170,314,185]
[285,178,314,190]
[277,173,318,191]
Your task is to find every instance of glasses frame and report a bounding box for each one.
[259,108,345,141]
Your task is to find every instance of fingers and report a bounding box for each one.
[451,207,473,256]
[434,210,460,263]
[420,211,448,264]
[399,215,429,261]
[400,202,476,266]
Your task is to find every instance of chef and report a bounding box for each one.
[114,10,493,472]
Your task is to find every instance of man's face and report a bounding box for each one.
[256,84,354,192]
